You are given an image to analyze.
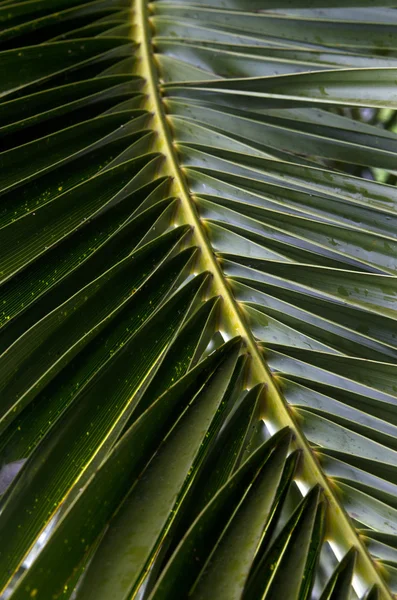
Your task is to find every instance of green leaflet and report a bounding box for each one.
[244,485,325,600]
[1,1,397,599]
[8,339,242,600]
[319,548,357,600]
[0,261,208,590]
[149,428,292,600]
[75,343,241,600]
[0,226,191,428]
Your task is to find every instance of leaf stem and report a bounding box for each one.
[133,1,392,597]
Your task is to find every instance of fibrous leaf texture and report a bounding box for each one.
[1,1,397,599]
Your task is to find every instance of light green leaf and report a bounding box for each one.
[2,1,397,599]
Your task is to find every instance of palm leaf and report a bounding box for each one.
[1,1,397,598]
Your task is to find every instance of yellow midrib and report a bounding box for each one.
[132,1,392,598]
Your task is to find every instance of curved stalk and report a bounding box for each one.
[133,1,392,597]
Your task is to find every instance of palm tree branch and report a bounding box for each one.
[134,1,393,597]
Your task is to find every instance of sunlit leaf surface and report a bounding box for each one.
[1,1,397,599]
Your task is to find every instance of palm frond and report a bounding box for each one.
[1,1,397,599]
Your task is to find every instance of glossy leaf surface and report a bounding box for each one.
[1,1,397,599]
